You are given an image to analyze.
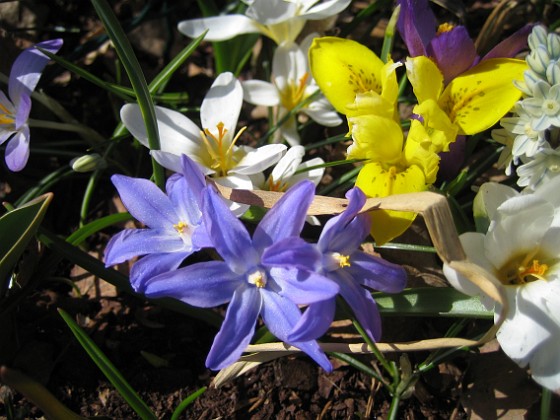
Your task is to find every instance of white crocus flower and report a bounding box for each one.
[178,0,351,45]
[443,179,560,391]
[516,146,560,190]
[242,36,342,145]
[120,72,286,215]
[263,145,324,191]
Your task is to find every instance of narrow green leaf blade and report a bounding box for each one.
[374,287,493,318]
[58,308,157,420]
[0,193,53,292]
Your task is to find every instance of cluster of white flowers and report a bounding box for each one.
[493,25,560,190]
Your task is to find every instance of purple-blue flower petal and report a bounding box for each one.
[14,94,31,130]
[267,266,339,305]
[261,237,321,270]
[482,23,533,61]
[206,285,261,370]
[9,39,63,106]
[5,125,30,171]
[347,250,407,293]
[104,228,187,266]
[202,186,258,272]
[143,260,241,308]
[318,187,368,252]
[288,298,336,342]
[397,0,435,57]
[336,270,383,342]
[261,289,332,372]
[428,26,477,84]
[129,252,190,293]
[112,174,178,228]
[253,180,315,252]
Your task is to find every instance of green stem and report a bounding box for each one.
[540,387,552,420]
[387,392,401,420]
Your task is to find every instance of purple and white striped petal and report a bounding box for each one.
[5,125,30,171]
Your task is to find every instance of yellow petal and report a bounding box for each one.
[438,58,527,135]
[355,162,427,244]
[408,100,458,153]
[405,56,444,103]
[347,115,403,162]
[309,37,387,115]
[403,138,440,185]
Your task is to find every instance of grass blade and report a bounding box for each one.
[58,308,157,419]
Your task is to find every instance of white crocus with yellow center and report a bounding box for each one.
[443,179,560,391]
[242,36,341,145]
[178,0,351,45]
[120,72,286,215]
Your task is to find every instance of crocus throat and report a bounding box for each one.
[200,122,247,177]
[267,176,288,192]
[280,72,310,110]
[333,252,351,268]
[0,101,14,126]
[173,221,188,234]
[499,251,550,285]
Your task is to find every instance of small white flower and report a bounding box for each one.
[516,146,560,190]
[242,36,341,145]
[178,0,351,45]
[444,178,560,391]
[521,81,560,131]
[500,104,547,159]
[120,72,286,215]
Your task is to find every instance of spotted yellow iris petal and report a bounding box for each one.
[403,138,440,185]
[438,58,527,135]
[409,100,458,154]
[309,37,397,117]
[347,115,403,162]
[406,56,444,103]
[356,162,427,245]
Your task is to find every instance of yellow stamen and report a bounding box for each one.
[280,72,310,110]
[437,23,454,35]
[200,122,247,177]
[519,259,549,283]
[248,270,267,288]
[173,221,188,234]
[334,253,351,268]
[267,176,288,192]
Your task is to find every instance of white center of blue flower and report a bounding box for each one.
[247,268,267,288]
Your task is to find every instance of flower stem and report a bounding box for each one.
[540,387,552,420]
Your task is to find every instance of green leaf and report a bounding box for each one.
[171,387,207,420]
[374,287,493,318]
[0,193,53,293]
[58,308,157,420]
[91,0,165,189]
[66,212,132,246]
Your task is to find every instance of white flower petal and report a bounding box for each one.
[270,145,304,181]
[302,0,352,19]
[213,174,253,216]
[242,80,280,106]
[474,182,519,226]
[178,15,261,41]
[486,196,554,269]
[200,72,243,134]
[289,157,325,186]
[151,150,214,176]
[121,104,201,155]
[278,114,301,146]
[246,0,296,24]
[273,42,307,86]
[231,144,287,175]
[496,281,553,366]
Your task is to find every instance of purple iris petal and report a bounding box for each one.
[288,298,336,342]
[428,26,477,84]
[347,250,408,293]
[260,289,332,372]
[142,261,241,308]
[129,252,190,293]
[5,126,30,172]
[8,39,63,106]
[105,229,187,265]
[397,0,436,57]
[336,270,383,341]
[252,180,315,252]
[112,175,179,228]
[482,24,533,61]
[167,155,207,223]
[267,266,339,305]
[206,285,262,370]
